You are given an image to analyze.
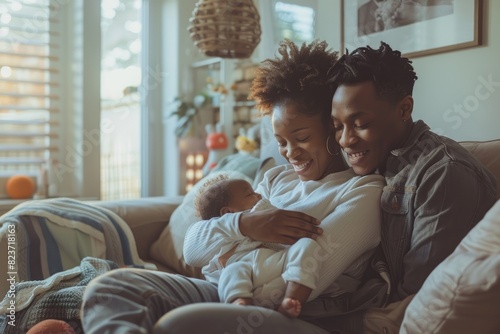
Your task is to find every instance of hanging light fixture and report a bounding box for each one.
[188,0,262,59]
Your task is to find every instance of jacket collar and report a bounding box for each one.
[390,120,430,157]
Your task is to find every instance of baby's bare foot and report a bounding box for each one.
[232,297,253,306]
[278,297,302,318]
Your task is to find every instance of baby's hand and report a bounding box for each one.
[278,297,301,318]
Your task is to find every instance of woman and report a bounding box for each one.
[81,40,384,334]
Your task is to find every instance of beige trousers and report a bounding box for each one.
[363,294,415,334]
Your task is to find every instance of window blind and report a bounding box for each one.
[0,0,61,196]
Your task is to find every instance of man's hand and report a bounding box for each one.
[239,208,323,244]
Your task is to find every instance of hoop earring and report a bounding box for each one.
[326,135,340,156]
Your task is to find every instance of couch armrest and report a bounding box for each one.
[460,139,500,200]
[91,196,183,261]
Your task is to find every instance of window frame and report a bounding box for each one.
[271,0,318,45]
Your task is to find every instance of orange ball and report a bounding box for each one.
[26,319,75,334]
[6,175,36,199]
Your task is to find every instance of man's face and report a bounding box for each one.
[330,81,409,175]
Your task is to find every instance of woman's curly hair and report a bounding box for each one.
[328,42,418,103]
[249,39,338,121]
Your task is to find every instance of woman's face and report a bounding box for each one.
[272,102,335,181]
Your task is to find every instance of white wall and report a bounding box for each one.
[316,0,341,51]
[411,0,500,141]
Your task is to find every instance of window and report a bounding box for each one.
[100,0,142,200]
[0,0,62,199]
[273,0,317,45]
[0,0,150,199]
[0,0,163,204]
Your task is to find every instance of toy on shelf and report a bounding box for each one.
[202,123,229,176]
[208,122,262,180]
[235,124,260,157]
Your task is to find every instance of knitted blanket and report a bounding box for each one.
[0,257,118,333]
[0,197,156,281]
[0,197,157,333]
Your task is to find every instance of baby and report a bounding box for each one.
[194,174,309,317]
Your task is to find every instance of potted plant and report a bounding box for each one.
[168,94,208,138]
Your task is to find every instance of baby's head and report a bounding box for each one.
[195,175,262,220]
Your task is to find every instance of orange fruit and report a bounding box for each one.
[6,175,36,199]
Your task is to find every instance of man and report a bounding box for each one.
[328,41,497,331]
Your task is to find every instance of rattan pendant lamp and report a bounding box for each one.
[188,0,262,59]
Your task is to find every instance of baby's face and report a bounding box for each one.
[226,179,262,212]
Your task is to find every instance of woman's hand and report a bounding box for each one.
[239,208,323,244]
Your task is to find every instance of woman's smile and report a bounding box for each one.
[291,159,313,175]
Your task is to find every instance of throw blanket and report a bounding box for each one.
[0,257,118,333]
[0,197,156,282]
[0,198,157,332]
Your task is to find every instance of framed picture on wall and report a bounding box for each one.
[341,0,482,58]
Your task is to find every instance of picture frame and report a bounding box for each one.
[341,0,482,58]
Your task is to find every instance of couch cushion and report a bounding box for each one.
[460,139,500,200]
[149,171,253,279]
[400,199,500,334]
[94,196,183,261]
[252,157,277,188]
[210,152,261,180]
